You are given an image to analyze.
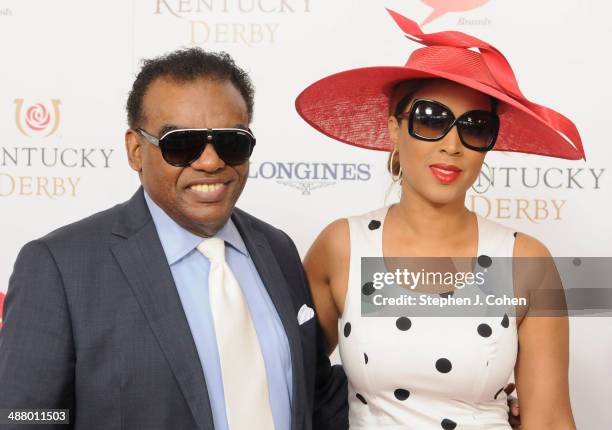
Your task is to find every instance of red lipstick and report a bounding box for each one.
[429,163,462,184]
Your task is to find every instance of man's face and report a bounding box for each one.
[125,76,251,237]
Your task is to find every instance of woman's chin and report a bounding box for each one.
[420,186,468,207]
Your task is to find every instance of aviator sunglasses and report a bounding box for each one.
[396,99,500,152]
[137,127,256,167]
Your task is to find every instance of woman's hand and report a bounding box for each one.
[504,383,520,429]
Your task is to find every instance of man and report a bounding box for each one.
[0,48,347,429]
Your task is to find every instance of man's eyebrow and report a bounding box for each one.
[158,124,180,136]
[158,124,251,135]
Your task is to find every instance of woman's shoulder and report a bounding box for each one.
[477,215,550,257]
[475,213,517,237]
[305,217,349,267]
[317,206,390,240]
[317,217,350,246]
[306,206,390,262]
[474,214,552,258]
[513,231,552,258]
[347,205,392,223]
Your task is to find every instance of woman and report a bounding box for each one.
[296,10,581,430]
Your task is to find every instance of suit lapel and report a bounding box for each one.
[232,210,306,430]
[111,189,214,430]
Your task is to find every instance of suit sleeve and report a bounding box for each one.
[279,231,348,430]
[0,241,75,429]
[311,319,348,430]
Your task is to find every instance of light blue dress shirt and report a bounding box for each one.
[144,192,293,430]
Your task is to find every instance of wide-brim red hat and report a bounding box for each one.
[295,9,585,160]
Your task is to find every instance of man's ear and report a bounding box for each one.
[388,115,400,146]
[125,129,142,172]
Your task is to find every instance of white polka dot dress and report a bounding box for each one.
[338,206,518,429]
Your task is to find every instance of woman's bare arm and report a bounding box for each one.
[514,233,575,430]
[303,219,350,355]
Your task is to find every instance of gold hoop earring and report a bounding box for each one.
[389,148,403,182]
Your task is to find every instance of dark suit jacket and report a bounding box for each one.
[0,188,347,430]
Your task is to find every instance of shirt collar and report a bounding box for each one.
[144,191,248,265]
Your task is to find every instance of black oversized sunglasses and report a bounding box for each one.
[396,99,499,152]
[137,128,256,167]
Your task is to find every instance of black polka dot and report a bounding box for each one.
[356,393,367,404]
[494,386,504,400]
[501,314,509,328]
[394,388,410,401]
[478,254,492,268]
[435,358,452,373]
[344,322,352,337]
[368,220,381,230]
[477,323,492,338]
[396,317,412,331]
[362,282,375,296]
[513,231,518,238]
[573,257,582,267]
[439,291,454,298]
[441,418,457,430]
[364,353,369,364]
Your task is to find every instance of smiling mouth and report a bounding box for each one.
[431,166,459,173]
[186,181,230,202]
[189,183,225,193]
[429,164,462,184]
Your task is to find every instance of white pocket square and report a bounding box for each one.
[297,304,315,325]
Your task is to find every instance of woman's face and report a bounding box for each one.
[389,79,492,206]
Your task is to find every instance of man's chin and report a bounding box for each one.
[180,205,233,236]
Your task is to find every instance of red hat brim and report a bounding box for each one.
[295,65,584,160]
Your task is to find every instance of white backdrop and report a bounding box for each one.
[1,0,611,428]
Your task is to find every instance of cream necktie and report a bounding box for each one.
[197,238,276,430]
